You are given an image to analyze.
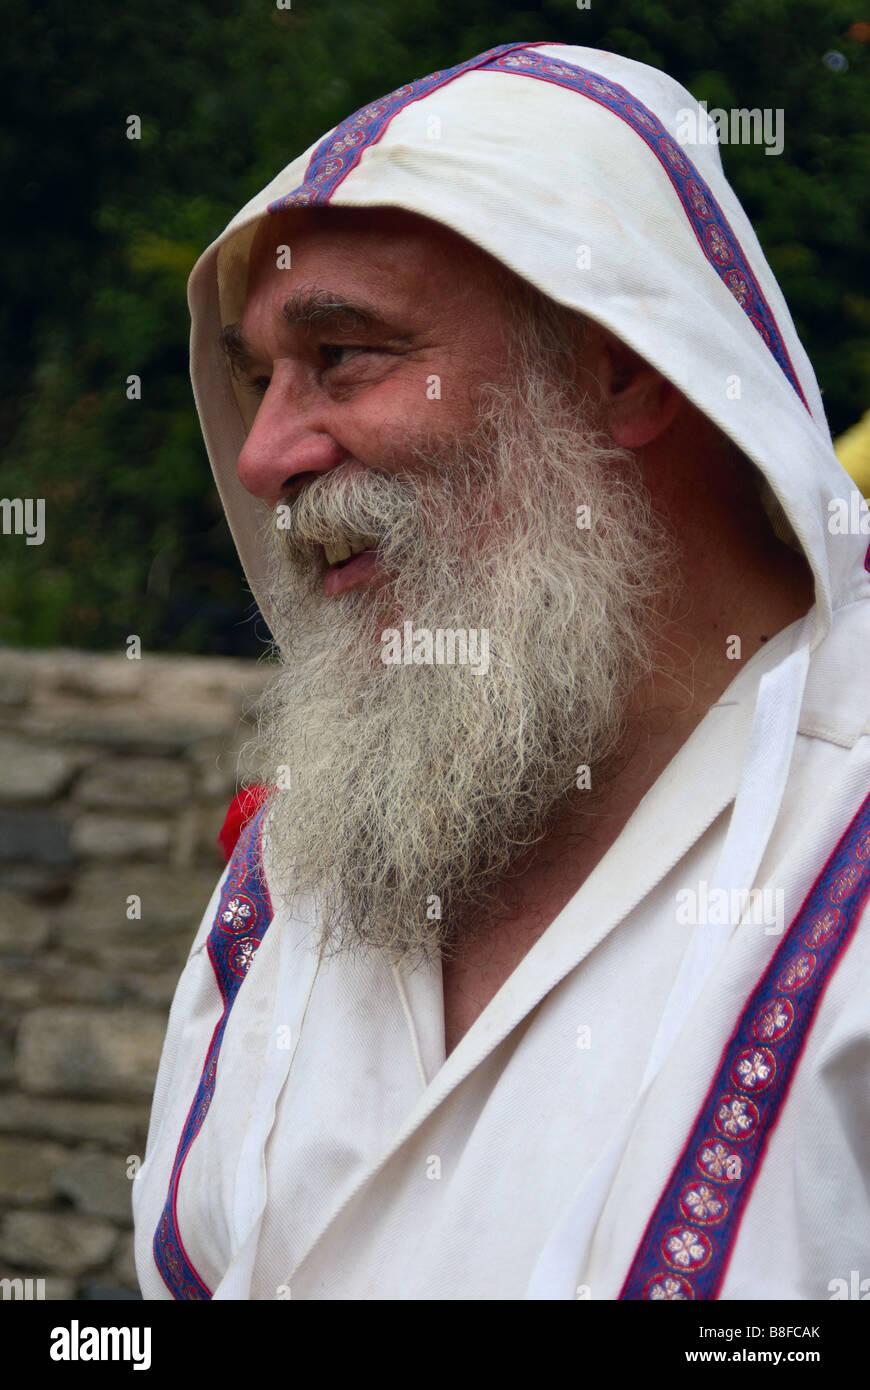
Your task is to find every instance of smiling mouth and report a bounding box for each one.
[321,535,383,596]
[322,534,378,567]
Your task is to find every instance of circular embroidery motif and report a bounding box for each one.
[229,938,257,977]
[661,1225,713,1272]
[585,77,623,99]
[776,951,817,993]
[696,1138,744,1183]
[829,862,863,903]
[630,105,659,131]
[331,130,365,154]
[731,1046,777,1093]
[704,223,733,265]
[688,180,713,218]
[644,1272,695,1300]
[751,997,795,1043]
[678,1182,729,1225]
[804,907,840,949]
[218,894,256,935]
[725,269,753,307]
[664,141,689,171]
[315,159,345,181]
[351,104,387,125]
[714,1094,760,1140]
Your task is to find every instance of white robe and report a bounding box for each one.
[132,39,870,1299]
[132,601,870,1299]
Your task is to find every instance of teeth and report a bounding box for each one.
[349,535,376,556]
[323,534,377,566]
[323,539,352,566]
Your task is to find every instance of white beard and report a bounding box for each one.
[245,325,673,966]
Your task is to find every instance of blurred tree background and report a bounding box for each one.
[2,0,868,653]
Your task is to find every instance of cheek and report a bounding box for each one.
[348,375,467,470]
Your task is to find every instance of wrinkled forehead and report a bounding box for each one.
[237,202,530,350]
[241,203,525,317]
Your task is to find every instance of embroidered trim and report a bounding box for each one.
[267,45,808,411]
[620,790,870,1300]
[268,41,551,211]
[484,51,809,411]
[153,803,274,1300]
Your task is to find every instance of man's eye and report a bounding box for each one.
[320,344,370,369]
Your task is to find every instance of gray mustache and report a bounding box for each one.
[277,469,422,548]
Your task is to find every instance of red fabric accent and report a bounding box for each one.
[217,783,271,862]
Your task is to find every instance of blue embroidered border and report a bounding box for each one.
[267,45,808,411]
[620,789,870,1300]
[153,802,274,1300]
[267,41,549,213]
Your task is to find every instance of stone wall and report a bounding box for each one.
[0,648,270,1300]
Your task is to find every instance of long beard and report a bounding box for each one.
[245,356,673,966]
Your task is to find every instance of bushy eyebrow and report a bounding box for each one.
[221,323,256,378]
[220,285,405,377]
[281,285,395,334]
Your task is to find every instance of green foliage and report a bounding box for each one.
[2,0,868,651]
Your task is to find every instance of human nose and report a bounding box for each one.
[235,363,346,505]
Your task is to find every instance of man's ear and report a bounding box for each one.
[588,326,681,449]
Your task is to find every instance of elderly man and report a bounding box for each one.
[133,42,870,1301]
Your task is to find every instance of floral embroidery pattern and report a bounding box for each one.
[696,1140,743,1184]
[229,938,257,977]
[153,804,274,1300]
[714,1095,759,1139]
[219,895,254,933]
[622,789,870,1300]
[731,1047,776,1092]
[777,952,816,992]
[663,1226,713,1270]
[645,1273,694,1299]
[725,269,752,308]
[804,907,839,948]
[679,1183,728,1225]
[751,997,794,1043]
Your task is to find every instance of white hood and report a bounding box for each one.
[187,39,868,649]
